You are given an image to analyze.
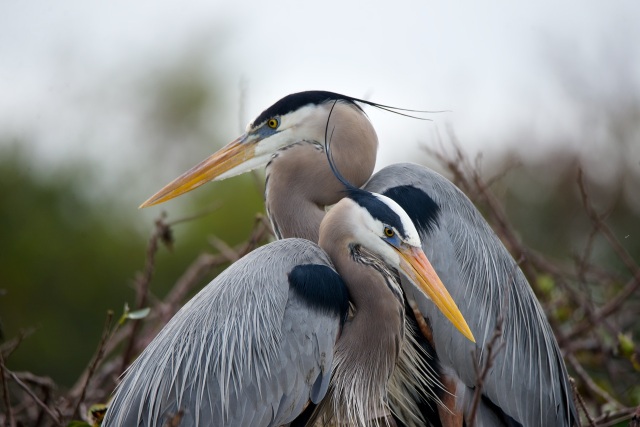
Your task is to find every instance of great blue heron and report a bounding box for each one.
[141,91,580,426]
[104,137,474,426]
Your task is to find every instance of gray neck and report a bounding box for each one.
[264,103,378,243]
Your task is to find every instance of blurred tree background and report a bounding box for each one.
[1,27,639,426]
[0,45,265,388]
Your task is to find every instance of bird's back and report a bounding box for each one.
[103,238,346,427]
[366,163,578,426]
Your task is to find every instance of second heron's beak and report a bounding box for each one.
[397,246,475,343]
[139,134,258,208]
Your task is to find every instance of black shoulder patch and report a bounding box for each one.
[252,91,360,127]
[288,264,349,321]
[383,185,440,236]
[346,188,407,238]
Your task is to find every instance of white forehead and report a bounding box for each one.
[372,193,422,247]
[282,104,323,124]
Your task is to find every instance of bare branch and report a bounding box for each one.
[466,316,505,427]
[0,353,15,427]
[592,406,637,427]
[578,170,640,289]
[120,214,167,372]
[567,354,622,409]
[571,378,595,427]
[72,310,115,419]
[3,366,62,426]
[0,328,35,359]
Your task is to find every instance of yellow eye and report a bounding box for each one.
[384,227,394,238]
[267,118,279,129]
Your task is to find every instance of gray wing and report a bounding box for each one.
[103,238,343,427]
[366,163,578,427]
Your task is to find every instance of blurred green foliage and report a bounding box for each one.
[0,145,144,384]
[0,45,267,387]
[0,144,264,386]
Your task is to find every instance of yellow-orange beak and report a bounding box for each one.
[397,246,475,342]
[139,134,255,208]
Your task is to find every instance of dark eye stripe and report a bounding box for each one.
[345,188,407,239]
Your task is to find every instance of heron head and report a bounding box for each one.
[322,189,475,343]
[139,91,370,208]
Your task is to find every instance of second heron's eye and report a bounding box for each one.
[267,118,279,129]
[384,227,395,238]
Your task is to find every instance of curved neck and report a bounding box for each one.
[318,222,404,424]
[265,103,378,243]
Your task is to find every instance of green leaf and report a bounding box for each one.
[117,303,150,325]
[618,332,635,357]
[66,421,92,427]
[126,307,151,320]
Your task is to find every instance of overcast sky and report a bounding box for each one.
[2,1,639,181]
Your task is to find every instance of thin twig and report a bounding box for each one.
[567,354,622,409]
[5,368,62,425]
[167,202,221,227]
[578,170,640,288]
[67,322,134,400]
[0,328,35,359]
[565,275,640,343]
[11,372,56,390]
[571,377,595,427]
[592,406,636,426]
[467,317,505,426]
[559,171,640,342]
[72,311,115,419]
[208,236,241,262]
[120,215,166,372]
[0,353,16,427]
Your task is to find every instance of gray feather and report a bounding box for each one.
[366,163,578,427]
[103,239,341,427]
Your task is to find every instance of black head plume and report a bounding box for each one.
[252,90,445,127]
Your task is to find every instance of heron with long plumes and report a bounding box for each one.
[103,106,474,426]
[139,91,579,426]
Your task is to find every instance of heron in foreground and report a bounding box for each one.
[141,91,579,426]
[104,137,474,426]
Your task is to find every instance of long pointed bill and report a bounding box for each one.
[139,134,255,208]
[398,246,475,343]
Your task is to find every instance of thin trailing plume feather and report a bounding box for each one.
[324,100,358,192]
[331,91,445,121]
